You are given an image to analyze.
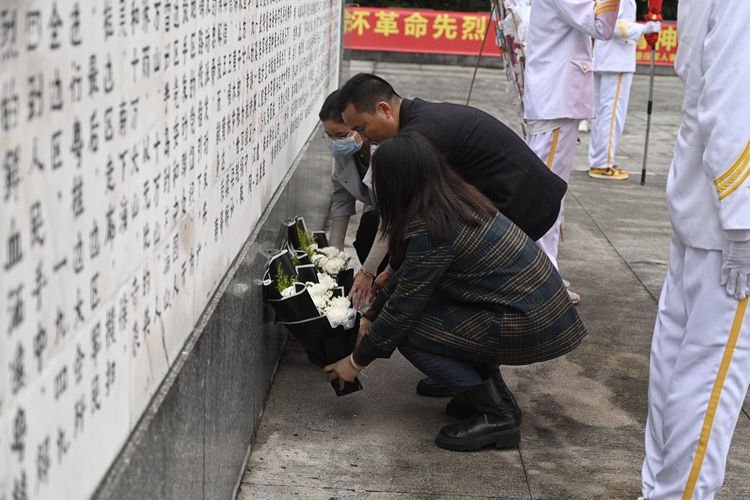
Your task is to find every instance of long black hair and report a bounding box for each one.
[371,132,498,261]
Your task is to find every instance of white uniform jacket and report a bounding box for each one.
[524,0,620,120]
[667,0,750,250]
[330,151,375,219]
[593,0,645,73]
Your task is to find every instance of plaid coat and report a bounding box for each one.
[360,212,586,365]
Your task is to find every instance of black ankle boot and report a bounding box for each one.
[435,379,520,451]
[445,394,475,419]
[446,365,523,425]
[489,368,522,425]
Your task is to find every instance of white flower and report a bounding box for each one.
[309,243,319,252]
[325,297,356,328]
[322,256,346,276]
[311,295,329,313]
[317,273,338,291]
[306,282,332,300]
[306,281,334,314]
[339,250,351,263]
[311,253,328,268]
[327,296,351,310]
[326,306,354,325]
[280,285,295,298]
[319,246,342,258]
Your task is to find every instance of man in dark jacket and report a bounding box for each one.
[336,73,567,242]
[335,73,569,401]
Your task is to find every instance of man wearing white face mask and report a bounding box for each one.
[319,90,389,311]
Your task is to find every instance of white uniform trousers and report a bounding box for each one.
[643,235,750,500]
[527,119,579,269]
[589,72,634,170]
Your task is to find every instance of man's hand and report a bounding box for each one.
[644,13,663,47]
[324,356,362,391]
[721,238,750,300]
[348,270,374,310]
[642,21,661,35]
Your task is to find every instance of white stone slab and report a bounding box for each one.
[1,0,341,497]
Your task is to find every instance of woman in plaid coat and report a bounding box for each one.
[325,132,587,451]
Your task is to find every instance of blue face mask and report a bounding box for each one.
[329,134,363,156]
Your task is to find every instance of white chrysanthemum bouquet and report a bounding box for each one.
[262,218,362,396]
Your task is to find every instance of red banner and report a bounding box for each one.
[635,21,678,66]
[344,7,677,67]
[343,7,501,58]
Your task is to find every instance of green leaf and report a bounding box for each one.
[296,222,317,261]
[275,268,298,294]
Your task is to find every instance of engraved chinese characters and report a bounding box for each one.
[0,1,340,498]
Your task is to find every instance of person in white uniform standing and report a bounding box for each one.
[588,0,661,180]
[641,1,750,498]
[523,0,620,297]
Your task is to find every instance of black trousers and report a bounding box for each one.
[352,210,389,275]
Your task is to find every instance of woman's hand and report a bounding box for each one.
[369,269,392,298]
[356,317,372,349]
[324,356,362,391]
[348,270,374,310]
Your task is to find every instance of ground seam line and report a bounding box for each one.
[518,445,534,499]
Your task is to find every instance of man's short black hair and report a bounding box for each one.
[318,90,344,123]
[335,73,399,115]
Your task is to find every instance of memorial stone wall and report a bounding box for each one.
[0,0,342,498]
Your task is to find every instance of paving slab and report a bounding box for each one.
[240,343,530,500]
[238,61,750,499]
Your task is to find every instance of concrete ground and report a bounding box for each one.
[236,61,750,499]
